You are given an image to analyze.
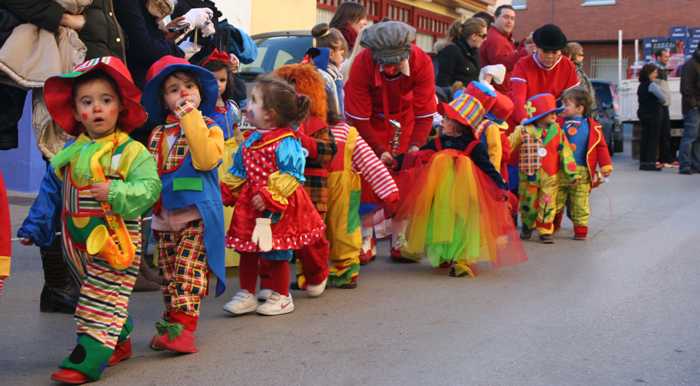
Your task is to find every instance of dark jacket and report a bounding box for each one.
[1,0,126,61]
[435,38,480,88]
[680,50,700,115]
[113,0,184,91]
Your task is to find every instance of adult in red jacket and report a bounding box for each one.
[344,21,437,165]
[479,5,534,94]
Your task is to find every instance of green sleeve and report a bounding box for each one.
[107,150,162,220]
[559,132,579,181]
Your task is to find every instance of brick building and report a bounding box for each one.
[510,0,700,84]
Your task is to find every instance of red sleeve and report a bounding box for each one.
[484,36,525,72]
[560,60,581,98]
[409,49,437,148]
[591,119,612,168]
[509,60,529,123]
[344,52,385,154]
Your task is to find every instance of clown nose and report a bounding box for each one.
[180,90,189,98]
[383,64,396,74]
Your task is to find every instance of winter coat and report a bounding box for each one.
[435,38,480,88]
[680,50,700,115]
[574,60,599,121]
[479,25,529,94]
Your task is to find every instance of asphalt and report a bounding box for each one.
[2,142,700,386]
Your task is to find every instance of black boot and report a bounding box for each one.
[40,282,79,314]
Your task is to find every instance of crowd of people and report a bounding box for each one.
[0,1,698,384]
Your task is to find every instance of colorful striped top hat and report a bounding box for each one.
[143,55,219,124]
[438,93,486,129]
[522,93,565,126]
[44,56,147,136]
[465,81,497,112]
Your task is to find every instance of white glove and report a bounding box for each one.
[200,21,215,38]
[251,218,273,252]
[181,8,213,29]
[178,40,202,60]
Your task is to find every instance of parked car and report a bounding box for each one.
[591,79,624,153]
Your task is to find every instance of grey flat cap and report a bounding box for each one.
[360,21,416,64]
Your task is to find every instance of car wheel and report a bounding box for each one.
[614,136,624,152]
[608,137,614,156]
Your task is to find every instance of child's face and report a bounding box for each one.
[163,74,201,113]
[441,117,460,137]
[246,87,272,129]
[72,78,122,139]
[212,68,228,100]
[561,99,584,119]
[535,111,558,127]
[330,49,345,66]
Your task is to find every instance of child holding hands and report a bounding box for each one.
[554,87,613,240]
[17,57,160,384]
[509,94,580,243]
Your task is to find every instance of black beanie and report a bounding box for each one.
[532,24,568,51]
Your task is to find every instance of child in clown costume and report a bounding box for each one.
[461,81,502,171]
[17,57,161,384]
[554,87,613,240]
[389,93,527,277]
[201,49,244,267]
[220,75,326,316]
[509,94,580,243]
[143,56,226,353]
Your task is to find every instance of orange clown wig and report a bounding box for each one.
[273,64,328,121]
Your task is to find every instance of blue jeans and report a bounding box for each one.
[678,108,700,172]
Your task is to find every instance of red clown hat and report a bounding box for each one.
[44,57,147,136]
[465,81,497,112]
[522,93,565,125]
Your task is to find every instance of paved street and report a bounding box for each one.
[2,144,700,386]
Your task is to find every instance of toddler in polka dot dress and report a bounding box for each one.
[220,75,326,316]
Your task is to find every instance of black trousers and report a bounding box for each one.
[658,106,674,163]
[639,110,663,164]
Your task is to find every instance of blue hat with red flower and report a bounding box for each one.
[522,93,565,125]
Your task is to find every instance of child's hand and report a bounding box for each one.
[176,94,200,109]
[21,238,34,246]
[407,146,420,152]
[380,152,394,167]
[91,181,111,202]
[571,178,580,187]
[252,194,266,212]
[602,171,610,177]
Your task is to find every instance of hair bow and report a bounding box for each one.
[202,48,230,67]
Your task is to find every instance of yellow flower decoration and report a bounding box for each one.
[525,101,537,118]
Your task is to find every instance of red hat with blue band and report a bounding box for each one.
[142,55,219,124]
[486,90,514,125]
[44,56,147,136]
[464,81,497,112]
[522,93,565,126]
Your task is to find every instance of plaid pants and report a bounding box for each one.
[555,166,591,227]
[518,168,559,235]
[156,220,208,319]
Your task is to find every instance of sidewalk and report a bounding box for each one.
[7,190,37,236]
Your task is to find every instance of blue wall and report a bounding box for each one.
[0,91,47,193]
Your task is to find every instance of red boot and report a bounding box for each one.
[153,311,199,353]
[107,339,132,366]
[50,369,92,385]
[390,234,420,263]
[553,212,564,234]
[573,226,588,240]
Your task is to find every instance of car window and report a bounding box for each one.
[592,82,613,105]
[239,36,314,80]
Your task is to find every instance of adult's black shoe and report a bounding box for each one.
[679,169,693,175]
[639,163,662,171]
[40,282,79,314]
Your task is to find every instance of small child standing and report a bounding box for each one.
[390,94,527,277]
[17,57,160,384]
[143,56,226,353]
[509,94,580,243]
[312,23,348,115]
[221,75,326,316]
[554,87,613,240]
[202,49,244,267]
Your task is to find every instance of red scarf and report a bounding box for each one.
[339,25,358,51]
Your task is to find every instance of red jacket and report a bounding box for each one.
[344,44,437,156]
[479,26,529,94]
[556,117,613,187]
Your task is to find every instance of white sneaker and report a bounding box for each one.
[223,290,258,315]
[257,288,272,302]
[256,292,294,316]
[306,278,327,298]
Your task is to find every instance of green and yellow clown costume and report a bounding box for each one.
[18,57,160,383]
[509,94,579,236]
